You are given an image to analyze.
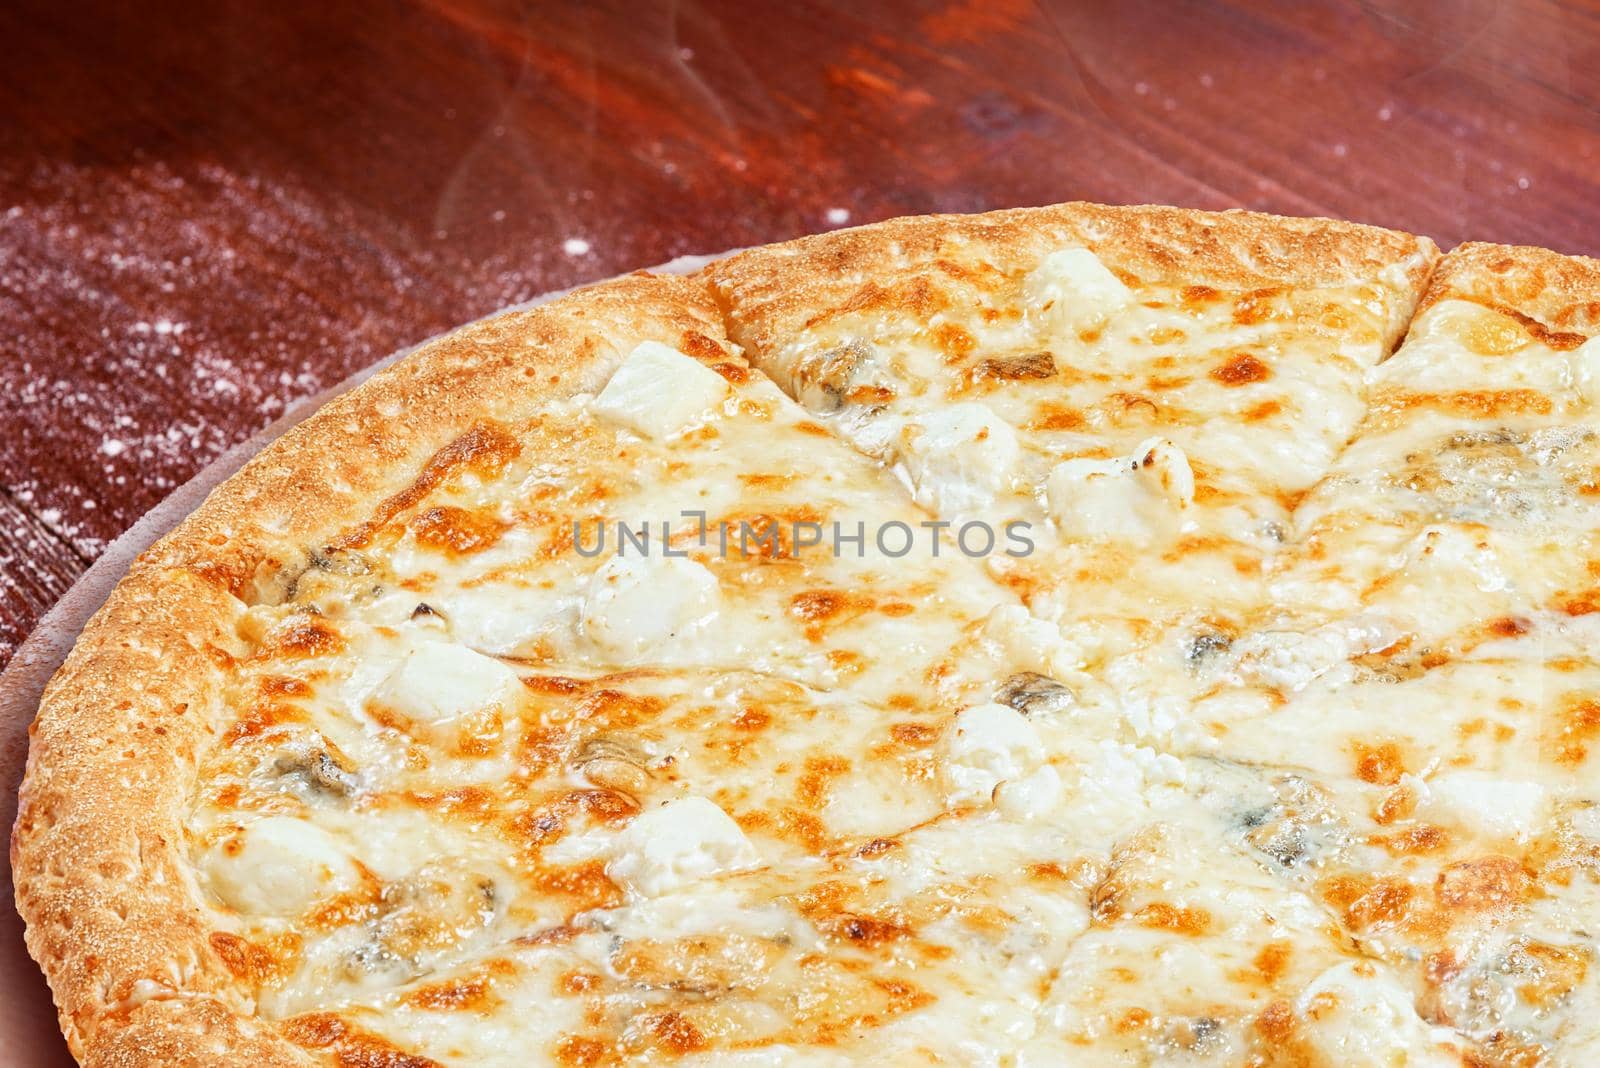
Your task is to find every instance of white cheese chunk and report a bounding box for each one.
[607,797,759,896]
[1087,741,1187,795]
[371,641,521,727]
[1128,436,1194,508]
[1046,437,1192,540]
[580,553,720,659]
[1401,525,1508,593]
[994,764,1063,821]
[1045,456,1144,540]
[1023,247,1133,333]
[1573,335,1600,405]
[981,604,1082,680]
[592,340,729,440]
[941,702,1043,806]
[1294,961,1462,1067]
[1064,741,1188,839]
[1232,616,1397,692]
[202,816,359,916]
[1419,772,1548,842]
[900,403,1021,516]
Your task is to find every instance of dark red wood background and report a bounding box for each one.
[3,0,1600,667]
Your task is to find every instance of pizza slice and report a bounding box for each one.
[17,273,758,1067]
[194,658,1089,1057]
[1115,243,1600,1063]
[1014,739,1600,1063]
[709,203,1437,663]
[196,572,1166,1061]
[1272,241,1600,650]
[233,290,1071,712]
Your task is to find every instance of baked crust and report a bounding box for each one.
[80,998,312,1068]
[1419,240,1600,339]
[708,201,1440,359]
[139,272,734,598]
[11,272,735,1064]
[13,203,1597,1064]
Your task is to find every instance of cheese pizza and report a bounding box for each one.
[14,203,1600,1066]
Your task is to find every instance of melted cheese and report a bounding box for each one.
[1418,771,1549,843]
[177,241,1600,1065]
[1293,962,1463,1066]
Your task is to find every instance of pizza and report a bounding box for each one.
[14,202,1600,1066]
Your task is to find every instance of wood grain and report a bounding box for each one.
[3,0,1600,666]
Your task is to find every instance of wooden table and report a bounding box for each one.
[4,0,1600,668]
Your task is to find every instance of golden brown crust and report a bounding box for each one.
[707,201,1439,358]
[82,998,311,1068]
[139,272,734,599]
[12,570,252,1060]
[11,271,735,1063]
[1418,240,1600,338]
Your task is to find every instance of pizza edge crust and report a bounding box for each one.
[13,205,1596,1066]
[1420,239,1600,334]
[707,200,1442,358]
[12,271,733,1066]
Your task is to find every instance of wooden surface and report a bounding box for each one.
[4,0,1600,667]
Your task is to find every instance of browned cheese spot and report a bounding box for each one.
[1209,352,1272,386]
